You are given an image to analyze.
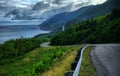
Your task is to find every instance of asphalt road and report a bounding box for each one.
[40,43,120,76]
[40,42,50,47]
[91,44,120,76]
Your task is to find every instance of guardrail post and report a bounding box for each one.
[71,61,78,70]
[64,71,74,76]
[75,56,80,62]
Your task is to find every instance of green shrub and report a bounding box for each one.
[51,9,120,45]
[0,38,49,65]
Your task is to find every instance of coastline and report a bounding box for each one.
[0,25,50,44]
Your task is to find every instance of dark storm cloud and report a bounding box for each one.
[0,0,107,20]
[32,2,50,10]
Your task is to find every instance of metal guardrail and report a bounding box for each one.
[73,45,88,76]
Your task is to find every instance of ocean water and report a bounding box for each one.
[0,25,50,44]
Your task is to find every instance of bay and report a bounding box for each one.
[0,25,50,44]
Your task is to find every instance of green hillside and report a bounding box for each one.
[0,37,81,76]
[50,9,120,45]
[0,38,49,65]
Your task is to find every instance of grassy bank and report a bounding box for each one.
[41,46,79,76]
[79,47,97,76]
[0,38,49,65]
[0,46,80,76]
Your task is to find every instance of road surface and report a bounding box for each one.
[40,43,120,76]
[40,42,50,47]
[91,44,120,76]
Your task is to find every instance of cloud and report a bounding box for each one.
[32,2,50,10]
[91,0,107,5]
[0,0,107,21]
[0,0,32,8]
[0,0,107,9]
[32,0,107,12]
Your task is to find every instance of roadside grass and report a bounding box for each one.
[0,46,80,76]
[79,46,97,76]
[41,46,79,76]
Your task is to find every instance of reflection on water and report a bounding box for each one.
[0,25,50,43]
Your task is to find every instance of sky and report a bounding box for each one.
[0,0,107,9]
[0,0,107,21]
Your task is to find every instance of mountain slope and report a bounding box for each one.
[65,0,120,27]
[40,0,120,32]
[40,5,94,31]
[50,9,120,45]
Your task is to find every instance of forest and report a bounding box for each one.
[0,38,49,65]
[50,9,120,45]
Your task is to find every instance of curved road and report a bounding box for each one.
[41,43,120,76]
[91,44,120,76]
[40,42,50,47]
